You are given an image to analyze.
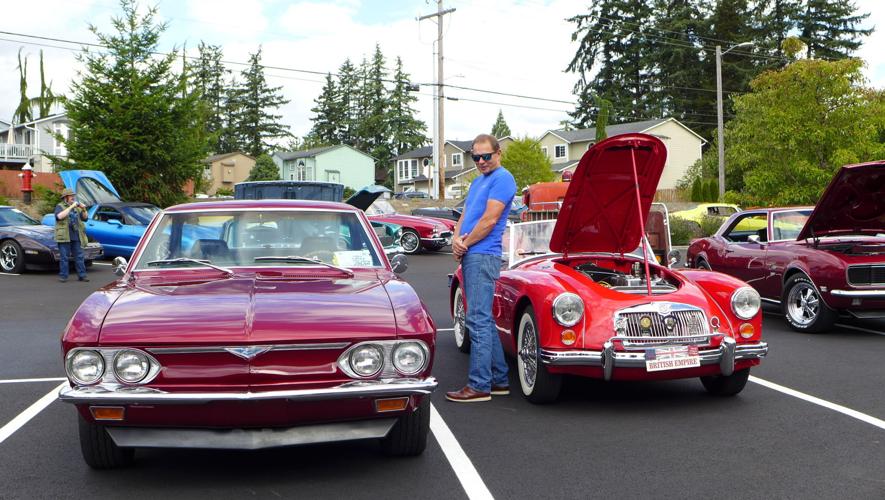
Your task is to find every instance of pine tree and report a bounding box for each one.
[218,75,244,153]
[308,73,342,146]
[386,57,426,186]
[750,0,801,63]
[491,110,511,138]
[50,0,208,207]
[356,45,390,168]
[336,59,360,144]
[193,42,228,152]
[797,0,872,60]
[235,47,291,157]
[594,96,611,141]
[651,0,709,124]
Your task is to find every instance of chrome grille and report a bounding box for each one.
[613,303,711,349]
[848,265,885,286]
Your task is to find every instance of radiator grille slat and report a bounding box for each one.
[617,309,709,348]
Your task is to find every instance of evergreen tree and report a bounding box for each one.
[651,0,709,124]
[13,49,32,124]
[356,45,390,168]
[336,59,360,144]
[797,0,871,60]
[218,75,244,153]
[386,57,426,186]
[51,0,208,207]
[235,47,291,157]
[193,42,228,152]
[750,0,801,64]
[308,73,342,146]
[491,110,511,138]
[594,96,611,141]
[247,153,280,181]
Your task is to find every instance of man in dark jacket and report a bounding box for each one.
[55,188,89,282]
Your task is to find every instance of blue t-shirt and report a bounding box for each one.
[460,166,516,256]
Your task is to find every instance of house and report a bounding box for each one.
[272,145,375,191]
[202,152,255,195]
[537,118,706,190]
[0,113,71,173]
[393,138,513,198]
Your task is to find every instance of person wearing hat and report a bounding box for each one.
[54,188,89,282]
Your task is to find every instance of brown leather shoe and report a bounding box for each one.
[445,386,491,403]
[491,385,510,396]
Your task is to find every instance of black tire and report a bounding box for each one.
[0,240,25,274]
[701,368,750,396]
[425,242,446,252]
[517,306,561,404]
[400,229,422,255]
[695,257,712,271]
[380,397,430,456]
[781,274,837,333]
[78,414,134,469]
[452,285,470,353]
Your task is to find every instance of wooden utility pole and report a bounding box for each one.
[419,1,455,200]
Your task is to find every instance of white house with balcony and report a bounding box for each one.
[0,113,70,173]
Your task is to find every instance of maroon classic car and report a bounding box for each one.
[450,134,767,403]
[686,161,885,332]
[58,199,437,468]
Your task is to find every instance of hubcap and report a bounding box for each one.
[787,282,819,326]
[401,232,419,253]
[453,288,466,347]
[518,319,538,390]
[0,243,18,271]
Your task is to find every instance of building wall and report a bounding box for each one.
[538,133,571,164]
[206,154,255,194]
[647,121,703,190]
[315,147,374,190]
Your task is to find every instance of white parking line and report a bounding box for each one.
[92,262,112,266]
[430,404,494,500]
[0,382,66,445]
[750,376,885,431]
[0,272,20,276]
[438,328,454,332]
[0,377,66,384]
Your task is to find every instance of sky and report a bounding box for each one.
[1,0,883,145]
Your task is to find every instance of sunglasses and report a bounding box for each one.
[471,152,494,162]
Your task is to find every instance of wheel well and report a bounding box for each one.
[512,296,534,337]
[782,267,807,285]
[449,277,460,311]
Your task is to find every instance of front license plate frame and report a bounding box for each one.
[645,345,700,372]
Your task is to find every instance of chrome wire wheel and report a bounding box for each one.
[786,281,820,326]
[517,313,538,393]
[0,240,23,273]
[400,229,420,254]
[453,286,470,353]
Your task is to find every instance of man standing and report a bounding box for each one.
[55,188,89,282]
[446,134,516,403]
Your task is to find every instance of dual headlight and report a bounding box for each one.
[553,293,584,327]
[339,340,429,378]
[65,349,157,385]
[731,286,761,320]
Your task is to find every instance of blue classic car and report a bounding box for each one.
[1,206,103,273]
[41,171,161,258]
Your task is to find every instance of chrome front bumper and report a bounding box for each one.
[58,377,438,405]
[830,289,885,298]
[540,338,768,381]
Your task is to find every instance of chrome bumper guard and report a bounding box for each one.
[540,338,768,381]
[58,377,438,405]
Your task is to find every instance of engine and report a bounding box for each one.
[574,261,678,294]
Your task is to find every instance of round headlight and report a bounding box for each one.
[349,345,383,377]
[553,293,584,327]
[113,350,150,384]
[68,350,105,385]
[731,286,761,320]
[392,342,426,375]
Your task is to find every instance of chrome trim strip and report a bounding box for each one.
[540,342,768,373]
[830,289,885,297]
[106,418,398,450]
[145,342,351,355]
[59,376,437,405]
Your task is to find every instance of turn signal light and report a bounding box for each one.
[739,323,755,339]
[561,330,577,346]
[375,397,409,413]
[90,406,125,421]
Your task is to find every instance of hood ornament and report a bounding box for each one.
[224,346,272,360]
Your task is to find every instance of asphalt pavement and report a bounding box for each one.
[1,254,884,499]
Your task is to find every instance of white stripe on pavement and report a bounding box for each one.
[438,328,454,332]
[0,272,20,276]
[0,382,66,445]
[430,404,494,500]
[92,261,112,266]
[750,376,885,431]
[0,377,66,384]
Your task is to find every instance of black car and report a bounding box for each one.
[394,191,430,200]
[411,199,526,223]
[0,206,103,273]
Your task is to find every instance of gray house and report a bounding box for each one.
[272,145,375,191]
[0,113,71,172]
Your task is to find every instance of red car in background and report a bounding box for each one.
[449,134,768,403]
[686,161,885,332]
[347,187,454,254]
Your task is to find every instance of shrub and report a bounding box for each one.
[698,214,726,237]
[691,178,702,202]
[34,185,63,215]
[215,187,234,197]
[669,216,700,245]
[342,186,355,201]
[705,178,719,201]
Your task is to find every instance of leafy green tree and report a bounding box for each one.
[500,137,556,190]
[246,153,280,181]
[725,57,885,206]
[234,47,291,157]
[491,110,511,138]
[193,42,228,152]
[50,0,208,208]
[797,0,871,60]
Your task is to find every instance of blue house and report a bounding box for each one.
[272,145,376,191]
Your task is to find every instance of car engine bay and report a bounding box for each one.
[573,260,679,294]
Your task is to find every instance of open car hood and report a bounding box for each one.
[550,134,666,254]
[345,185,391,211]
[796,161,885,240]
[59,170,122,206]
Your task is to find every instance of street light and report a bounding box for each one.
[716,41,753,199]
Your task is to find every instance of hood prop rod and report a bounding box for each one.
[629,146,654,297]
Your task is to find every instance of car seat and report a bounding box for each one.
[190,239,234,262]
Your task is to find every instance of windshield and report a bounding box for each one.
[504,220,650,267]
[0,208,39,226]
[134,209,383,270]
[123,205,161,225]
[76,177,122,206]
[366,199,396,216]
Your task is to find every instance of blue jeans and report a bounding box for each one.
[58,241,86,280]
[462,253,509,392]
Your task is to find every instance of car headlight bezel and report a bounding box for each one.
[348,344,384,378]
[113,349,151,384]
[553,292,584,327]
[731,286,761,320]
[66,350,105,385]
[392,342,427,375]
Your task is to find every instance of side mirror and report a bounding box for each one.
[112,256,128,276]
[108,219,123,226]
[390,254,408,274]
[667,249,681,268]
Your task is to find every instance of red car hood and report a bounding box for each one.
[370,213,450,230]
[550,133,667,254]
[796,161,885,240]
[98,273,397,345]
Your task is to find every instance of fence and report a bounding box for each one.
[0,170,63,199]
[654,188,686,203]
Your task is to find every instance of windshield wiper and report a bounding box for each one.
[146,257,234,276]
[253,255,354,277]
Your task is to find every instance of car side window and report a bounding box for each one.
[94,206,124,223]
[722,214,768,243]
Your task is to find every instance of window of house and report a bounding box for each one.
[54,124,67,155]
[326,170,340,183]
[554,144,567,159]
[451,153,462,167]
[410,159,418,178]
[541,146,548,157]
[296,163,313,181]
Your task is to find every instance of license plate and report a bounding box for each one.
[645,345,700,372]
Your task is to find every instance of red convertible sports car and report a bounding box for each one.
[58,199,437,468]
[449,134,768,403]
[686,161,885,332]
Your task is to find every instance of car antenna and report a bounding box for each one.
[628,144,654,296]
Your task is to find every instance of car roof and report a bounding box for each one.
[163,199,358,213]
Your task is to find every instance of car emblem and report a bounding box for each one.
[664,316,677,330]
[657,302,672,316]
[224,346,272,360]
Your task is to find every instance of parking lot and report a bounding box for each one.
[2,253,885,499]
